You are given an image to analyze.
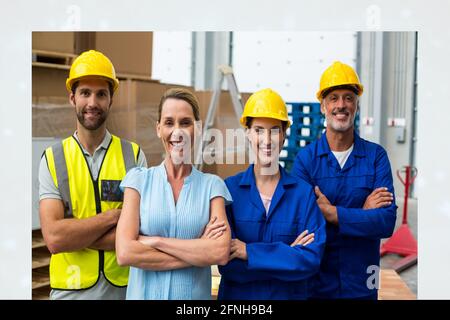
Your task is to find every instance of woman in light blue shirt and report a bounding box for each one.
[116,88,232,300]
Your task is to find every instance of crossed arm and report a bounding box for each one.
[39,198,120,254]
[314,186,394,225]
[220,188,326,283]
[292,148,397,239]
[115,187,231,271]
[230,230,315,261]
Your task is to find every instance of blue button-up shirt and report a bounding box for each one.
[292,131,397,299]
[218,165,326,300]
[120,164,232,300]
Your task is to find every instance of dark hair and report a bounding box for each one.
[246,117,288,132]
[321,84,360,100]
[158,88,200,122]
[71,80,114,98]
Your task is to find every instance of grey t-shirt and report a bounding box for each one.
[50,272,127,300]
[39,130,147,300]
[39,130,147,201]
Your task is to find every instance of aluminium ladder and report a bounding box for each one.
[194,65,244,171]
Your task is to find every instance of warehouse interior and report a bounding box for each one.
[31,31,418,300]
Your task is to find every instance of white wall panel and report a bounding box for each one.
[152,31,192,86]
[232,31,357,102]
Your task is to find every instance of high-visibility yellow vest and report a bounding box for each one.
[44,134,139,290]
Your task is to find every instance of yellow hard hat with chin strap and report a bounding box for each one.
[240,88,291,128]
[66,50,119,93]
[317,61,363,101]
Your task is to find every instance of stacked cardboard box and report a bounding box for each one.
[196,90,251,179]
[32,31,251,178]
[32,32,153,77]
[95,32,153,77]
[32,32,75,54]
[109,80,194,167]
[32,66,75,138]
[33,76,251,178]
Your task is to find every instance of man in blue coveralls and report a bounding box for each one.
[292,61,398,300]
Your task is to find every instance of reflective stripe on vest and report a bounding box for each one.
[45,134,139,290]
[52,142,73,218]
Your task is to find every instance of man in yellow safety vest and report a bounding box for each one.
[38,50,147,299]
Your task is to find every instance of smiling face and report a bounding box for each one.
[247,117,286,168]
[321,88,358,133]
[70,78,112,131]
[157,98,196,165]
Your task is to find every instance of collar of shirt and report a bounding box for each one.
[238,164,298,219]
[157,161,198,185]
[317,130,365,158]
[238,164,297,188]
[72,130,112,156]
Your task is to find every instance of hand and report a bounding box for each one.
[363,187,394,209]
[314,186,338,225]
[290,230,315,247]
[229,238,247,261]
[201,216,227,240]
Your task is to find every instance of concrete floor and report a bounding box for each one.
[380,197,418,296]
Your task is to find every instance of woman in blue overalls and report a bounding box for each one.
[218,88,326,300]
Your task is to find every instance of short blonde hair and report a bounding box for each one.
[158,88,200,122]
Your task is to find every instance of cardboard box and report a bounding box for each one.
[32,66,252,175]
[32,66,74,138]
[32,32,153,78]
[33,103,76,138]
[32,66,68,98]
[32,75,197,163]
[32,32,75,54]
[195,90,252,127]
[108,80,196,167]
[214,162,249,180]
[202,150,249,180]
[95,32,153,77]
[107,80,158,166]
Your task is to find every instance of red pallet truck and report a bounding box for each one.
[380,165,418,272]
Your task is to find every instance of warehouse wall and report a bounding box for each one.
[151,31,358,100]
[152,31,192,85]
[232,31,357,102]
[151,32,233,90]
[359,32,417,198]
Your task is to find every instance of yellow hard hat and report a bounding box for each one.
[240,88,291,128]
[66,50,119,93]
[316,61,364,101]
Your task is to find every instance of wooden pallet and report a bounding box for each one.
[32,286,50,300]
[32,269,50,289]
[32,59,158,82]
[32,229,46,247]
[32,229,51,300]
[32,233,46,249]
[32,49,77,66]
[32,250,51,269]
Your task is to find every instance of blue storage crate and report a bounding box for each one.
[290,126,325,139]
[286,102,321,115]
[290,114,325,127]
[282,101,361,173]
[282,102,325,173]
